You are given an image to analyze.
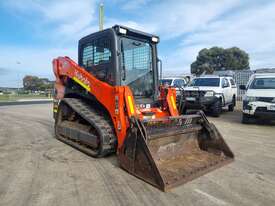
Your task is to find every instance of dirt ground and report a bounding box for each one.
[0,104,275,206]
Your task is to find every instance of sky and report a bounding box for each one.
[0,0,275,87]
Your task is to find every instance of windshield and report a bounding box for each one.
[160,79,172,86]
[190,78,220,87]
[249,78,275,89]
[120,37,154,97]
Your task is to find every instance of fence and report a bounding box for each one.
[211,70,254,100]
[232,70,254,100]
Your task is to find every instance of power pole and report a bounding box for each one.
[99,3,104,31]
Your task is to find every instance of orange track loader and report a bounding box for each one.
[53,25,234,191]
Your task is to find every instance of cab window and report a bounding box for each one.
[81,37,114,85]
[160,79,172,86]
[222,78,230,88]
[250,78,275,89]
[190,78,220,87]
[229,79,236,88]
[82,38,112,67]
[174,79,185,88]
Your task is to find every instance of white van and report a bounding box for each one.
[240,73,275,123]
[160,78,187,88]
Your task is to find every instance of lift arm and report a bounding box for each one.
[53,56,178,148]
[53,56,133,148]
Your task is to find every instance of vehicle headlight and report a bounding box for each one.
[152,36,159,43]
[244,96,257,102]
[118,27,127,34]
[204,91,215,97]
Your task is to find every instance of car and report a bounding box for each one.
[240,73,275,123]
[160,78,187,95]
[181,75,237,117]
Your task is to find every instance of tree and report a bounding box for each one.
[23,75,53,91]
[23,76,39,91]
[191,47,250,75]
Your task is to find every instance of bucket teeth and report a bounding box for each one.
[118,113,234,191]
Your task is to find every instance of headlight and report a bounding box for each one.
[244,96,257,102]
[152,36,159,43]
[204,91,215,97]
[118,27,127,34]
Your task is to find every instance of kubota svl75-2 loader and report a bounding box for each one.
[53,25,234,191]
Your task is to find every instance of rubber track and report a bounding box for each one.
[59,98,116,157]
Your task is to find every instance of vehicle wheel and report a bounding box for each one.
[228,96,236,112]
[211,100,222,117]
[242,113,251,124]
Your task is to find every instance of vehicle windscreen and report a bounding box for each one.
[120,37,154,97]
[249,78,275,89]
[190,78,220,87]
[160,79,172,86]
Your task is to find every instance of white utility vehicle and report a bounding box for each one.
[182,76,237,117]
[240,73,275,123]
[160,78,187,95]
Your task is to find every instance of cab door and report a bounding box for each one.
[221,78,231,104]
[173,79,185,96]
[229,78,237,99]
[78,30,117,86]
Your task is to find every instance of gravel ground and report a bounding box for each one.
[0,104,275,206]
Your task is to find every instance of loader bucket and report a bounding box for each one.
[118,112,234,191]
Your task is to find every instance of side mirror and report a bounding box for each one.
[222,83,228,88]
[239,85,246,90]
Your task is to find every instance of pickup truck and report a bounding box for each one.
[180,76,237,117]
[160,78,187,96]
[240,73,275,123]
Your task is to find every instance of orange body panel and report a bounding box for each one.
[53,56,179,149]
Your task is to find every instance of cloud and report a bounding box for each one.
[1,0,275,87]
[110,0,248,73]
[175,1,275,70]
[128,0,275,72]
[162,44,211,75]
[2,0,99,43]
[0,46,77,87]
[121,0,152,10]
[137,0,241,39]
[104,18,156,34]
[0,67,9,75]
[0,0,99,86]
[0,1,100,87]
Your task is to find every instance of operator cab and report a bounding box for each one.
[78,25,160,104]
